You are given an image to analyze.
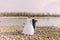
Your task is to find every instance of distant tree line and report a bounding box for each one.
[0,12,59,17]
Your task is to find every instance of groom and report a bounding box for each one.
[32,16,37,29]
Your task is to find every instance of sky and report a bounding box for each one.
[0,0,60,14]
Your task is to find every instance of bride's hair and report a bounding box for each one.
[28,16,31,18]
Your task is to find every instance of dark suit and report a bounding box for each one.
[32,19,37,29]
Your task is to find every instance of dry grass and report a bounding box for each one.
[0,26,60,40]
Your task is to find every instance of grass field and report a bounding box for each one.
[0,26,60,40]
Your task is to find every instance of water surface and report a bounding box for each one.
[0,17,60,27]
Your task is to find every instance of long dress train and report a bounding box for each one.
[22,18,34,35]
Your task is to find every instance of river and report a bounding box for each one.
[0,17,60,27]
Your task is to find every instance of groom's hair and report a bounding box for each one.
[33,16,34,17]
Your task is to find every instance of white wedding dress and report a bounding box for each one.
[22,18,34,35]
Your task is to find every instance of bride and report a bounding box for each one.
[22,17,34,35]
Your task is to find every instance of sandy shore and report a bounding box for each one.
[0,26,60,40]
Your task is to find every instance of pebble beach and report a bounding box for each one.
[0,26,60,40]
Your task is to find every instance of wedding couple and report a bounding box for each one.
[22,16,37,35]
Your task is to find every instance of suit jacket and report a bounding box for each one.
[32,19,37,25]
